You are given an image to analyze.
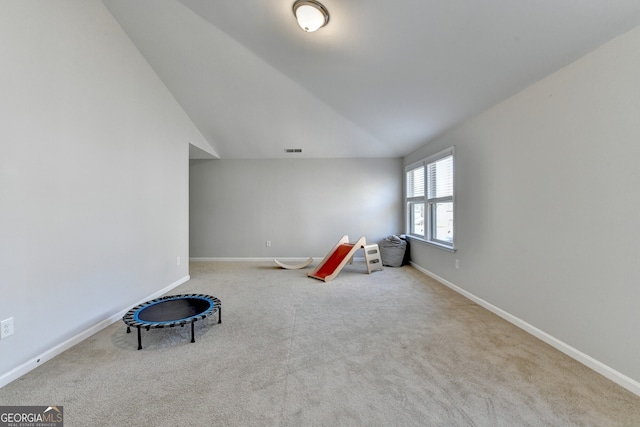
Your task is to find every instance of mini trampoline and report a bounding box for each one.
[122,294,221,350]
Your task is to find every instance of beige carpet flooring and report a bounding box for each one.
[1,261,639,426]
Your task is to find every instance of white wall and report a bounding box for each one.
[405,25,640,388]
[190,158,403,258]
[0,1,209,383]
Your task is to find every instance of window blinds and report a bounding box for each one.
[427,156,453,200]
[407,166,424,198]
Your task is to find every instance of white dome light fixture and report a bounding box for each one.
[292,0,329,33]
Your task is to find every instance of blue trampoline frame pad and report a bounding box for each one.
[122,294,221,350]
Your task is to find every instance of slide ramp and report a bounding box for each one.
[308,235,367,282]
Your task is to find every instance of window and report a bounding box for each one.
[405,147,454,249]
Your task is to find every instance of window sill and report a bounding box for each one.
[406,235,456,253]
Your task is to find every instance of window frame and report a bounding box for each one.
[405,147,455,251]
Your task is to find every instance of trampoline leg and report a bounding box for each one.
[137,326,142,350]
[218,307,222,324]
[127,326,131,334]
[191,322,195,343]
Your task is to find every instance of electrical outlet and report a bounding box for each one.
[1,317,14,339]
[455,259,460,270]
[177,257,181,266]
[266,240,271,247]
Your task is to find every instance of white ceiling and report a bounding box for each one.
[102,0,640,159]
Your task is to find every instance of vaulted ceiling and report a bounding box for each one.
[102,0,640,159]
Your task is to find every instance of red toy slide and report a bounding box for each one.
[308,235,367,282]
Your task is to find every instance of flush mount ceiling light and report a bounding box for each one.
[292,0,329,32]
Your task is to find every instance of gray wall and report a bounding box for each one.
[190,158,403,258]
[405,25,640,386]
[0,1,208,382]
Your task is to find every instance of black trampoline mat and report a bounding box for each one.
[137,298,211,323]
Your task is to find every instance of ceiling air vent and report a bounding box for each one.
[284,148,303,153]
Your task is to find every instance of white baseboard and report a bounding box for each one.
[410,262,640,397]
[0,275,190,389]
[190,257,284,262]
[189,257,364,262]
